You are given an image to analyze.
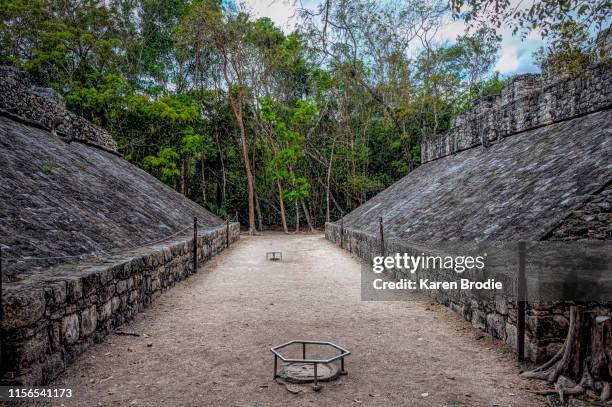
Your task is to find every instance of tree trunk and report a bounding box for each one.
[277,180,288,233]
[240,120,256,235]
[301,200,315,232]
[214,130,226,206]
[329,189,343,216]
[201,156,206,202]
[326,145,334,223]
[222,56,255,234]
[227,95,255,235]
[265,123,288,233]
[254,189,263,232]
[295,200,300,233]
[521,305,611,403]
[251,144,263,232]
[180,156,186,196]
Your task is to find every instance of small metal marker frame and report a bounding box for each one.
[266,251,282,261]
[271,340,350,391]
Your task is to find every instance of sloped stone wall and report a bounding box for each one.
[0,66,117,152]
[2,223,240,385]
[421,62,612,163]
[1,115,224,279]
[547,182,612,241]
[325,222,586,362]
[328,28,612,365]
[521,183,612,359]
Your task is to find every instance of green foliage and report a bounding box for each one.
[143,147,180,183]
[42,158,57,173]
[181,128,205,157]
[2,0,602,228]
[261,97,319,202]
[534,23,597,77]
[450,0,610,39]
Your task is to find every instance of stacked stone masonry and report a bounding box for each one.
[3,223,240,385]
[0,66,118,152]
[325,223,582,362]
[548,182,612,241]
[325,55,612,362]
[0,113,224,279]
[421,62,612,163]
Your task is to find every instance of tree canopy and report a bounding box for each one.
[1,0,606,232]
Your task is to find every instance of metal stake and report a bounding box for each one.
[517,241,526,362]
[312,363,321,391]
[226,218,230,248]
[193,217,198,273]
[379,216,385,256]
[340,217,344,249]
[302,343,306,360]
[0,246,3,378]
[273,355,278,379]
[340,357,347,375]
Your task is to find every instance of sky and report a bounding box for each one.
[240,0,546,76]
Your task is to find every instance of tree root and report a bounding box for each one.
[555,366,591,404]
[520,305,611,404]
[602,382,611,402]
[520,344,565,382]
[520,308,575,384]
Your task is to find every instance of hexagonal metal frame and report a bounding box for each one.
[271,340,350,391]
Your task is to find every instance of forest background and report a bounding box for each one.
[1,0,609,233]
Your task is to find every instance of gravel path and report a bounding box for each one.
[51,233,546,406]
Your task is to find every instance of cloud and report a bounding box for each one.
[240,0,316,32]
[435,18,467,43]
[241,0,545,74]
[495,44,520,73]
[493,23,543,75]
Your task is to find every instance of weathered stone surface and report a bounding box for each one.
[66,278,82,302]
[80,306,97,337]
[15,364,43,386]
[335,110,611,242]
[98,300,112,321]
[549,183,612,240]
[50,322,61,352]
[0,68,241,385]
[3,222,240,386]
[326,61,612,362]
[495,299,508,315]
[111,296,121,313]
[116,279,127,294]
[421,62,612,163]
[6,329,50,368]
[0,115,225,280]
[0,66,117,151]
[3,287,46,330]
[486,313,506,340]
[471,309,486,330]
[505,323,517,349]
[61,314,79,345]
[50,282,67,305]
[41,353,65,384]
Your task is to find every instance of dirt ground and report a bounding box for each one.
[47,233,547,406]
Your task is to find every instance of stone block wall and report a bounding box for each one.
[421,62,612,163]
[325,222,577,362]
[547,183,612,241]
[2,223,240,385]
[0,66,118,152]
[329,28,612,363]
